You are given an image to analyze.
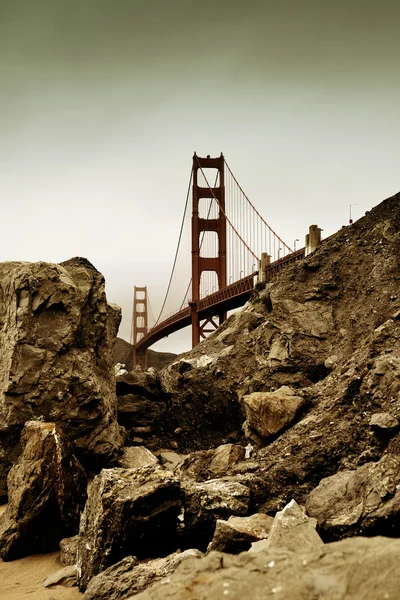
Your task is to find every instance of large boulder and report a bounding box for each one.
[242,386,305,443]
[0,421,87,560]
[77,465,181,591]
[129,536,400,600]
[305,453,400,540]
[83,549,203,600]
[0,258,123,473]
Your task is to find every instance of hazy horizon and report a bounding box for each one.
[1,0,399,353]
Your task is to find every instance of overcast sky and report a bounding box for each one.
[1,0,399,354]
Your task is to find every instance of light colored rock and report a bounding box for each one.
[207,513,274,554]
[260,499,323,552]
[369,412,399,430]
[60,535,78,566]
[77,465,181,591]
[158,450,185,469]
[324,355,339,370]
[306,454,400,538]
[128,536,400,600]
[43,565,77,588]
[118,446,159,469]
[0,258,123,472]
[83,549,203,600]
[242,387,305,440]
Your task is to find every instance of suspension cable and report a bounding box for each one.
[153,168,193,326]
[224,158,293,252]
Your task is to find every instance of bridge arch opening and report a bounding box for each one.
[199,231,219,258]
[196,167,220,190]
[198,197,219,220]
[200,271,219,299]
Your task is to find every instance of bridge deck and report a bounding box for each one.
[135,247,306,353]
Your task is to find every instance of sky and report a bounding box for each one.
[1,0,399,354]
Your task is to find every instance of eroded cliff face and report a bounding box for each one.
[159,193,400,509]
[0,257,123,478]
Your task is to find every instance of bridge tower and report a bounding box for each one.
[190,153,227,347]
[132,286,148,369]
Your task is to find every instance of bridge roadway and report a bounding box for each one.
[135,247,306,353]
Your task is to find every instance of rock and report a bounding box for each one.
[0,421,87,560]
[77,465,181,591]
[179,444,245,483]
[306,453,400,540]
[158,450,185,470]
[242,387,305,441]
[0,258,123,470]
[128,536,400,600]
[118,446,159,469]
[207,513,274,554]
[182,477,250,549]
[43,565,77,588]
[369,412,399,430]
[259,499,323,552]
[60,535,79,566]
[83,549,203,600]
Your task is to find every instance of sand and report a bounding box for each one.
[0,504,82,600]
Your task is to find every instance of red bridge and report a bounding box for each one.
[132,154,314,368]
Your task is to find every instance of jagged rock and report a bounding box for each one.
[207,513,274,554]
[60,535,79,566]
[369,412,399,430]
[129,536,400,600]
[306,453,400,540]
[182,477,250,549]
[242,387,305,441]
[257,499,323,552]
[83,549,203,600]
[77,465,181,591]
[179,444,245,483]
[43,565,77,588]
[0,258,123,473]
[0,421,87,560]
[118,446,159,469]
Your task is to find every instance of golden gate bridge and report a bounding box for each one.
[131,153,316,368]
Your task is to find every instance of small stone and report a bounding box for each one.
[369,413,399,430]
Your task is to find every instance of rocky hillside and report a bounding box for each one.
[158,192,400,510]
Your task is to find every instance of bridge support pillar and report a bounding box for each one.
[132,286,148,370]
[191,153,227,347]
[258,253,271,283]
[305,225,322,257]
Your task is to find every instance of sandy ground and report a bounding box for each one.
[0,504,82,600]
